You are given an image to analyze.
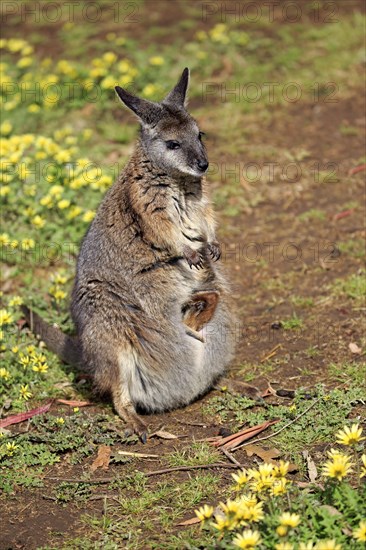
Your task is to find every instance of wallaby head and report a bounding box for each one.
[115,68,208,178]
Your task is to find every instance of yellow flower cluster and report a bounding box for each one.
[18,349,49,374]
[49,271,68,305]
[233,460,291,496]
[195,24,250,47]
[1,38,139,112]
[1,129,110,244]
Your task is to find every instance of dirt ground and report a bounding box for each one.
[1,1,365,549]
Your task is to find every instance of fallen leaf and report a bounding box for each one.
[176,517,201,526]
[333,209,354,221]
[90,445,111,472]
[349,342,362,354]
[303,450,318,482]
[244,444,281,462]
[349,163,366,175]
[213,420,279,450]
[0,401,53,428]
[56,399,92,407]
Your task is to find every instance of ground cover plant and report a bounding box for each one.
[1,1,365,548]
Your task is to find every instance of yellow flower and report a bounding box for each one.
[56,417,65,425]
[353,520,366,542]
[274,461,290,478]
[82,210,95,223]
[279,512,301,528]
[0,233,10,245]
[40,195,54,208]
[21,238,35,250]
[51,273,67,285]
[360,454,366,478]
[49,185,63,198]
[237,500,264,523]
[50,286,67,303]
[232,469,250,488]
[19,354,31,368]
[195,30,207,41]
[142,84,158,97]
[195,504,214,521]
[32,215,46,229]
[322,451,354,480]
[67,206,82,220]
[271,478,289,496]
[0,121,12,135]
[299,543,315,550]
[73,407,79,413]
[221,499,240,516]
[275,544,294,550]
[314,540,342,550]
[0,309,13,326]
[11,346,19,353]
[32,362,49,373]
[9,296,22,307]
[0,186,10,197]
[211,515,232,532]
[117,59,131,73]
[103,51,117,65]
[54,150,71,164]
[19,384,32,400]
[0,368,11,381]
[101,76,117,89]
[335,423,365,446]
[232,529,261,549]
[28,104,41,113]
[58,199,70,210]
[149,56,164,66]
[17,57,33,68]
[276,525,288,537]
[5,442,18,455]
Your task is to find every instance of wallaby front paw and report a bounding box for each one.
[183,245,204,269]
[207,241,221,261]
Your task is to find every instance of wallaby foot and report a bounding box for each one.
[216,377,263,402]
[112,388,148,443]
[183,290,219,332]
[183,245,204,269]
[207,241,221,261]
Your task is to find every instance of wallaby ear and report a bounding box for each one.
[162,67,190,108]
[115,86,162,126]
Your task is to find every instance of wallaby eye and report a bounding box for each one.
[165,140,180,150]
[198,131,206,141]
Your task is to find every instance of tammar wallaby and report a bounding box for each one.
[23,68,260,440]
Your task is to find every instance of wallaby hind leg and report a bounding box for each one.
[111,384,148,443]
[82,333,148,441]
[182,290,219,333]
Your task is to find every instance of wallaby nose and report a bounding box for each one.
[197,160,209,172]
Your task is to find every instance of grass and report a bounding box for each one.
[331,272,366,306]
[281,314,304,330]
[1,1,366,548]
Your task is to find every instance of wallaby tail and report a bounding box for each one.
[21,306,82,366]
